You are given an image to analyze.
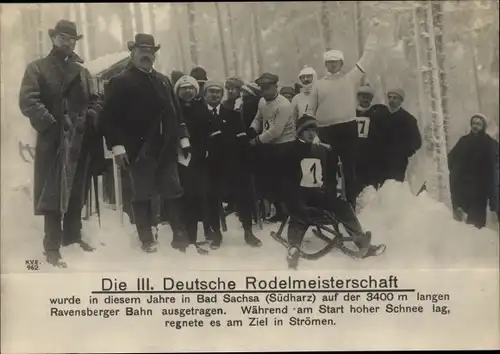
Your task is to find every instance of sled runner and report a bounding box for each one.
[270,205,385,260]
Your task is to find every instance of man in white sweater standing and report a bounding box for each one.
[307,19,383,208]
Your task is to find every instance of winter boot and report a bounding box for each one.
[287,246,300,270]
[44,250,68,268]
[77,240,96,252]
[210,230,223,250]
[244,229,262,247]
[141,241,158,253]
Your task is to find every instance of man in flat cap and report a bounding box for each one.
[223,77,245,112]
[203,80,263,249]
[249,73,295,219]
[380,88,421,184]
[100,33,191,253]
[306,18,388,208]
[19,20,104,268]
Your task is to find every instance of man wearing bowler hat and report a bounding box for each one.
[19,20,105,267]
[100,33,191,253]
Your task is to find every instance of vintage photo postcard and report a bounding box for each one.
[1,2,499,352]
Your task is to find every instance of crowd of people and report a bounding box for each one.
[18,19,498,269]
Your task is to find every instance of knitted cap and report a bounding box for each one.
[471,113,488,128]
[190,65,208,82]
[357,85,375,96]
[225,77,245,89]
[241,82,261,96]
[255,72,279,86]
[298,66,317,78]
[387,88,405,100]
[174,75,199,96]
[296,114,318,135]
[324,49,344,62]
[204,79,224,91]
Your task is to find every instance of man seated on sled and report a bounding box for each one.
[279,114,385,269]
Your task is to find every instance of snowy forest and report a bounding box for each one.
[1,1,499,202]
[0,2,499,273]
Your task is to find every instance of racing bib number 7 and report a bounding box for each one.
[357,116,370,138]
[300,158,323,188]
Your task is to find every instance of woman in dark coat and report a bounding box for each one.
[448,114,499,228]
[174,75,210,245]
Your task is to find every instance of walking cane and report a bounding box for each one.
[112,158,124,226]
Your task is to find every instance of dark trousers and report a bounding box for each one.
[384,156,409,183]
[318,121,359,207]
[43,150,90,252]
[286,188,363,248]
[205,167,255,237]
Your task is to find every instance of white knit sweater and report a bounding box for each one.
[306,31,379,127]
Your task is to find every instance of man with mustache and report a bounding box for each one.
[100,34,191,253]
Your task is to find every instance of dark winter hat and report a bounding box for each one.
[48,20,83,40]
[296,114,318,135]
[127,33,161,52]
[225,77,245,89]
[190,66,208,83]
[471,113,488,128]
[255,72,279,87]
[280,86,295,97]
[241,82,261,97]
[171,70,185,85]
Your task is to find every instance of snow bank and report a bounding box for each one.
[1,178,498,273]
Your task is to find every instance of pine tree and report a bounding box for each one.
[419,1,450,205]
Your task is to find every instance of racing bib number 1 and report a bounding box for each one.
[357,116,370,138]
[300,158,323,188]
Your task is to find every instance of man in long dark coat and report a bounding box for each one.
[19,20,104,268]
[100,34,190,253]
[448,114,499,228]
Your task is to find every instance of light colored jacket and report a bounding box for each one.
[307,32,378,127]
[251,94,295,144]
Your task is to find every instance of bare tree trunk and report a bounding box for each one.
[412,4,426,123]
[177,30,188,73]
[134,3,144,33]
[36,5,45,58]
[420,2,450,205]
[251,5,264,74]
[186,3,199,66]
[431,1,451,151]
[215,3,229,78]
[249,32,257,79]
[293,30,303,72]
[149,3,157,35]
[320,1,332,50]
[471,44,483,113]
[226,3,239,77]
[120,3,133,43]
[84,4,96,60]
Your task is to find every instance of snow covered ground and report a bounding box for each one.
[2,165,498,273]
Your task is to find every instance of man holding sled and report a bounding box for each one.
[100,34,190,253]
[277,114,386,269]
